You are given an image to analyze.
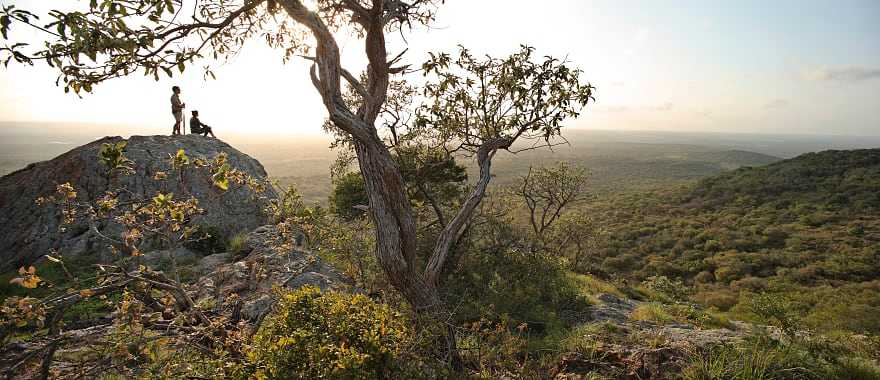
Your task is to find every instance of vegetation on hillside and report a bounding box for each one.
[1,139,879,379]
[574,149,880,334]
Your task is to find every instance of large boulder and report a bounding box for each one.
[0,135,276,270]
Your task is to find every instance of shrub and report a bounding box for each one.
[730,276,769,292]
[568,273,625,298]
[227,232,248,255]
[329,172,368,219]
[829,357,880,380]
[744,293,802,338]
[458,317,548,378]
[694,271,716,284]
[630,303,673,324]
[444,246,591,335]
[640,275,689,303]
[560,322,626,353]
[665,304,734,330]
[692,290,738,311]
[245,286,412,379]
[682,340,822,380]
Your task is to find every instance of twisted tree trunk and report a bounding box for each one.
[280,1,499,365]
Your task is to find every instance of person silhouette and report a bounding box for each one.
[170,86,185,135]
[189,110,216,137]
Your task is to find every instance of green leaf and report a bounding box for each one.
[214,176,229,191]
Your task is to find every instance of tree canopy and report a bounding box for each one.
[1,3,595,362]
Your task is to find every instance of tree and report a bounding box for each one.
[2,1,595,356]
[329,171,368,219]
[550,211,602,271]
[330,145,467,225]
[518,162,590,241]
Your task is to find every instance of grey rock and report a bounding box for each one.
[242,295,275,321]
[197,252,232,275]
[285,271,335,291]
[589,293,642,324]
[0,135,276,270]
[142,247,199,268]
[193,225,352,323]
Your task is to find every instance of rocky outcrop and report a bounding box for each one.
[552,293,757,379]
[192,225,352,322]
[0,135,276,271]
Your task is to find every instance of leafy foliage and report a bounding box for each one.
[245,286,414,379]
[98,141,135,176]
[329,171,368,219]
[417,45,595,152]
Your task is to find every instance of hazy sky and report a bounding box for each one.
[1,0,878,137]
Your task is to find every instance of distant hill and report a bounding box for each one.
[582,148,880,334]
[685,149,780,170]
[688,148,880,210]
[481,145,782,193]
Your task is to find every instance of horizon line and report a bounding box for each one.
[1,119,879,140]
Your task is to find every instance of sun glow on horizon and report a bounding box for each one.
[0,0,878,138]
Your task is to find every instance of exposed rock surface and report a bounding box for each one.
[192,225,352,322]
[0,135,276,271]
[552,293,758,379]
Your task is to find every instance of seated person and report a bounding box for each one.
[189,110,216,137]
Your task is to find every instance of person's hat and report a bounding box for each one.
[191,110,198,115]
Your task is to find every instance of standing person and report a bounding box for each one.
[189,110,216,138]
[170,86,185,135]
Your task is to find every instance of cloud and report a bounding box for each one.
[801,66,880,82]
[762,99,788,110]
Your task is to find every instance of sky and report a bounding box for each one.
[0,0,878,137]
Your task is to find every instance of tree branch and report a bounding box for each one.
[425,136,511,285]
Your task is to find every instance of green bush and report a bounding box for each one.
[227,232,248,255]
[329,172,368,219]
[444,246,591,336]
[683,341,820,380]
[693,290,738,311]
[683,335,880,380]
[630,303,673,324]
[743,293,802,338]
[640,275,689,303]
[245,286,413,379]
